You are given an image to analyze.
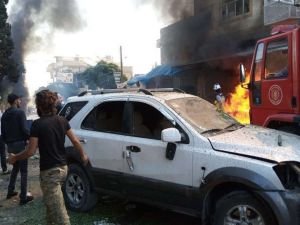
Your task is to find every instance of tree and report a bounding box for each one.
[76,60,117,89]
[0,0,18,83]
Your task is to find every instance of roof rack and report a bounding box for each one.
[77,88,185,97]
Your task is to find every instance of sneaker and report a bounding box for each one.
[19,195,34,205]
[2,169,10,175]
[6,191,18,199]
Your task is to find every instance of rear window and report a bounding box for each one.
[59,101,88,121]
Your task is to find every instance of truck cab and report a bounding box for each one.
[241,25,300,133]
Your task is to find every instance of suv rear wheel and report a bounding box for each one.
[63,164,98,212]
[213,191,277,225]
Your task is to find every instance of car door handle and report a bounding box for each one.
[79,139,87,144]
[125,150,134,171]
[126,145,141,153]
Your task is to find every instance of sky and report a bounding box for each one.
[7,0,165,96]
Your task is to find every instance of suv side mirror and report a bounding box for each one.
[161,128,181,143]
[239,64,250,89]
[239,63,246,83]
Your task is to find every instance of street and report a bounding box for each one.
[2,1,300,225]
[0,158,199,225]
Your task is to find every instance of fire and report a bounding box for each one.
[224,74,250,124]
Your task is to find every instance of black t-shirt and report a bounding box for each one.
[30,115,71,171]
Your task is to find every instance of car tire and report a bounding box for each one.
[213,191,277,225]
[63,164,98,212]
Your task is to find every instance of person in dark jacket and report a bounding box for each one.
[0,110,9,174]
[8,90,88,225]
[1,93,33,205]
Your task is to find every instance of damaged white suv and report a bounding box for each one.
[60,88,300,225]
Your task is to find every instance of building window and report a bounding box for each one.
[222,0,250,19]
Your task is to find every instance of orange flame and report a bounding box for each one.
[224,74,250,124]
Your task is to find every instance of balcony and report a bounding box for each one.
[264,0,300,25]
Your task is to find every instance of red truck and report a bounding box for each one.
[240,25,300,134]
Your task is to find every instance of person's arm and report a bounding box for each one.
[66,129,89,165]
[7,137,38,164]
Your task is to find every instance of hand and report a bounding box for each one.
[7,153,16,164]
[81,153,89,166]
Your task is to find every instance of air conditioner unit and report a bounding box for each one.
[264,0,300,25]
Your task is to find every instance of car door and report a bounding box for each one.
[261,37,293,112]
[121,99,194,208]
[76,100,127,193]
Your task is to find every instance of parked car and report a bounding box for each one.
[60,88,300,225]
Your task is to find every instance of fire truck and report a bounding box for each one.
[240,24,300,134]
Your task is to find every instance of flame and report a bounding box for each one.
[224,73,250,124]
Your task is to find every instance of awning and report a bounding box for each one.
[127,74,146,86]
[127,65,187,86]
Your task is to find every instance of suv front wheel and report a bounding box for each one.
[63,164,98,212]
[213,191,277,225]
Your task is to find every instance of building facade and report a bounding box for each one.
[161,0,267,66]
[157,0,300,102]
[47,56,90,84]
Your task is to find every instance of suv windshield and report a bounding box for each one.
[166,97,241,136]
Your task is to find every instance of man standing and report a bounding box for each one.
[1,93,33,205]
[0,110,9,174]
[8,90,88,225]
[213,83,225,112]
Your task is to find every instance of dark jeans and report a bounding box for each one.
[0,137,7,172]
[8,159,28,200]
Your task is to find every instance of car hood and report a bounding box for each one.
[208,125,300,163]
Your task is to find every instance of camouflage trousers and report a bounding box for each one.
[40,165,70,225]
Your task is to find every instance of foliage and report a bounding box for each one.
[0,0,18,83]
[76,60,118,89]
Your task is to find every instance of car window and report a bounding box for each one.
[264,38,288,80]
[81,101,127,134]
[166,97,238,134]
[131,102,175,140]
[59,101,88,121]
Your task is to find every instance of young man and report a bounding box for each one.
[8,90,88,225]
[1,93,32,205]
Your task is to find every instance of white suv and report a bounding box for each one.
[60,88,300,225]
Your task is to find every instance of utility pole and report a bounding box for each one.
[120,46,123,79]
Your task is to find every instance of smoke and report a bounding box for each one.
[7,0,85,98]
[9,0,85,63]
[135,0,194,24]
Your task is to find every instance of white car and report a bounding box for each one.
[60,88,300,225]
